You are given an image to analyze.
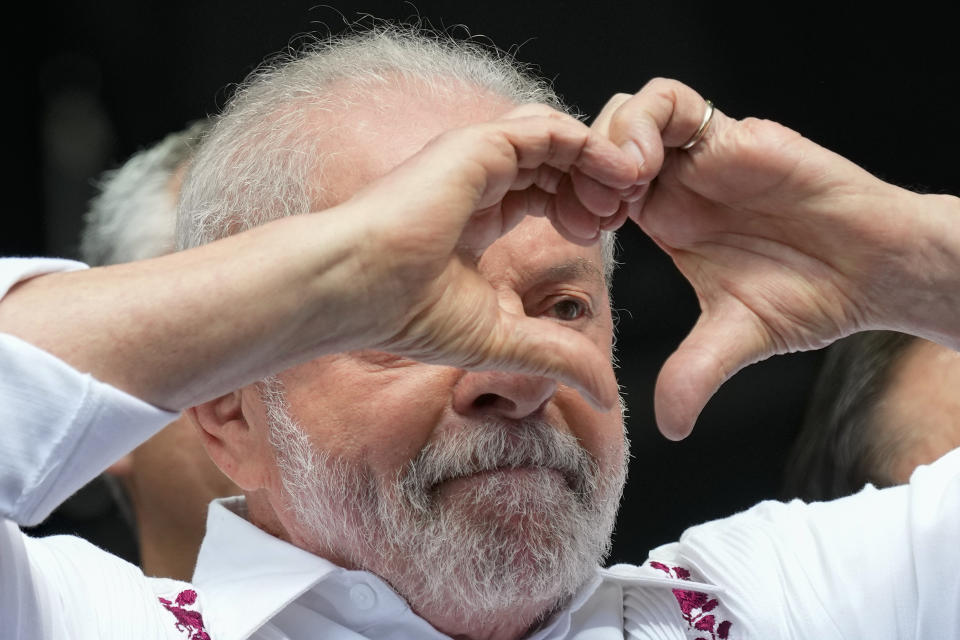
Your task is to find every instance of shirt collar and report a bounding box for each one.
[527,571,608,640]
[600,563,726,594]
[192,497,633,639]
[192,497,342,638]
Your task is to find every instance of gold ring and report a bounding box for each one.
[680,100,715,150]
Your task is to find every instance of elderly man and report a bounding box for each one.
[2,27,959,640]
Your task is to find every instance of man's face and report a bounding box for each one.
[227,86,626,624]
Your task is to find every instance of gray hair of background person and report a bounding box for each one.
[81,119,210,266]
[77,119,209,530]
[782,330,918,502]
[176,24,617,280]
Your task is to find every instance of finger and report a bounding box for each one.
[354,114,638,253]
[621,183,649,203]
[599,200,632,232]
[518,165,631,212]
[653,306,768,440]
[571,167,621,217]
[555,175,605,240]
[494,117,640,189]
[569,132,642,189]
[461,180,603,252]
[515,166,566,193]
[500,174,623,246]
[503,105,639,189]
[458,205,516,254]
[500,186,599,247]
[603,79,716,184]
[591,92,633,139]
[501,102,580,123]
[485,312,620,411]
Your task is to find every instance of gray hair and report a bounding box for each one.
[782,330,918,501]
[177,25,616,280]
[81,120,210,266]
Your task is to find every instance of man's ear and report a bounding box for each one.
[185,389,270,491]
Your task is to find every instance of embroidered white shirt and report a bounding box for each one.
[2,257,959,640]
[190,496,723,640]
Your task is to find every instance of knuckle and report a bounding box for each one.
[643,76,675,92]
[735,117,803,155]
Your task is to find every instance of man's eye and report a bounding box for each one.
[548,298,588,321]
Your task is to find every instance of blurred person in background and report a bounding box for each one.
[79,119,239,580]
[784,331,960,501]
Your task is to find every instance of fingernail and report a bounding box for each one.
[619,140,645,169]
[623,183,648,202]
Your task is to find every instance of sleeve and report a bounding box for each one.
[0,256,88,295]
[0,257,178,525]
[0,333,179,525]
[651,447,960,639]
[0,258,193,639]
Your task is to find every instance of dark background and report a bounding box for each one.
[12,2,957,565]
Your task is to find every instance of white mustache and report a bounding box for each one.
[397,419,597,511]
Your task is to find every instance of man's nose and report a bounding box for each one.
[452,371,558,420]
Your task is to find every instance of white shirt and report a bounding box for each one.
[2,257,959,640]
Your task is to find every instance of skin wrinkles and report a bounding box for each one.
[267,237,617,482]
[243,225,623,639]
[194,84,625,640]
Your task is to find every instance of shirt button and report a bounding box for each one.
[350,583,377,610]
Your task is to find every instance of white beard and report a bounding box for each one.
[260,378,627,630]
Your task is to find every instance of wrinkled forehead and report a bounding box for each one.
[309,78,520,204]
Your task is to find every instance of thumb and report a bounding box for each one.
[597,79,718,186]
[654,309,769,440]
[486,312,620,412]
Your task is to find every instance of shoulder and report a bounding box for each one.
[18,531,211,639]
[598,562,736,640]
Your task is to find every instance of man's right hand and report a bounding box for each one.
[0,105,639,411]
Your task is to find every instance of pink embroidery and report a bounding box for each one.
[159,589,211,640]
[649,562,732,640]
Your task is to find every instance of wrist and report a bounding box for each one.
[889,189,960,349]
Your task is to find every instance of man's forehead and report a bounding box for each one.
[479,218,606,291]
[324,79,516,152]
[308,80,519,200]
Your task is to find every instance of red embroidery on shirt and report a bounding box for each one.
[159,589,211,640]
[648,562,732,640]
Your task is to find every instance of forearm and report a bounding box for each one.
[0,213,364,410]
[1,112,641,414]
[0,334,177,524]
[890,191,960,350]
